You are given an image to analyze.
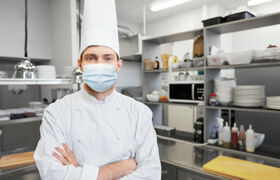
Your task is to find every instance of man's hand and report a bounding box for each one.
[53,143,79,167]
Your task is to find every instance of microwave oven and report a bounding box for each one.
[169,81,204,104]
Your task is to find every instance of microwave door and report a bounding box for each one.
[169,84,192,100]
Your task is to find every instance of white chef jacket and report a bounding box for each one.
[34,87,161,180]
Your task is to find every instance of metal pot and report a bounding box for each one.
[12,57,36,79]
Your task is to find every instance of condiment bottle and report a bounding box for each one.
[231,123,239,149]
[222,122,231,148]
[246,124,255,153]
[238,125,246,151]
[209,94,218,106]
[217,117,224,145]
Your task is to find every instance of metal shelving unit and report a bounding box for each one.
[203,12,280,159]
[142,11,280,160]
[142,28,204,126]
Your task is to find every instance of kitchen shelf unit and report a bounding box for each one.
[203,11,280,157]
[0,56,51,63]
[142,12,280,159]
[142,28,204,126]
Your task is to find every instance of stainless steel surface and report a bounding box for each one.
[12,58,36,79]
[0,165,39,180]
[158,138,280,179]
[0,117,42,126]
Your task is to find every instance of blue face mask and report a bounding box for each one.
[82,63,117,92]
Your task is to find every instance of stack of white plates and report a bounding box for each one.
[234,86,265,107]
[37,65,56,79]
[266,97,280,110]
[215,78,236,106]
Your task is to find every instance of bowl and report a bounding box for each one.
[217,100,232,106]
[172,63,179,69]
[146,94,160,102]
[255,133,265,149]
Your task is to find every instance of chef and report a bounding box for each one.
[34,0,161,179]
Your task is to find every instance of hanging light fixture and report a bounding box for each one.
[12,0,36,79]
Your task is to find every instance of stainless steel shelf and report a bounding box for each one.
[143,69,168,73]
[205,12,280,34]
[172,67,204,72]
[120,54,141,62]
[0,78,72,85]
[205,105,280,113]
[206,62,280,69]
[143,28,203,44]
[0,56,51,63]
[144,101,203,106]
[0,116,42,126]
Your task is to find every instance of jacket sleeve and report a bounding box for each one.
[34,104,99,180]
[120,107,161,180]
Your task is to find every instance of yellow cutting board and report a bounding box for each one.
[0,151,35,169]
[203,155,280,180]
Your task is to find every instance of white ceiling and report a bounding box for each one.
[116,0,250,24]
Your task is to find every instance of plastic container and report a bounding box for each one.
[29,101,42,109]
[231,123,239,149]
[193,58,204,67]
[246,124,255,152]
[207,54,227,66]
[209,94,218,106]
[0,110,10,121]
[202,16,224,27]
[222,122,231,148]
[254,47,280,63]
[225,11,255,22]
[226,50,254,65]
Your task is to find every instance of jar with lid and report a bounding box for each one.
[209,94,218,106]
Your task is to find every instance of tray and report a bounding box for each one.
[225,11,255,22]
[202,16,224,27]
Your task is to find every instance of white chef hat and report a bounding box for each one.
[80,0,119,57]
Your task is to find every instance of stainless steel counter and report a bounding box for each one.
[1,138,280,179]
[158,138,280,179]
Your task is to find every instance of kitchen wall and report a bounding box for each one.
[0,0,52,59]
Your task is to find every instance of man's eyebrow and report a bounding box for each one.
[103,54,115,56]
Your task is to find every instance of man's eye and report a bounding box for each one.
[105,57,112,61]
[86,56,94,60]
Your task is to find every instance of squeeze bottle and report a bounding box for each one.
[231,123,239,149]
[217,118,224,145]
[238,125,246,151]
[246,124,255,153]
[222,122,231,148]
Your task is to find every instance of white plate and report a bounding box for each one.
[267,102,280,106]
[234,85,265,90]
[266,104,280,110]
[234,99,264,103]
[234,101,264,107]
[266,96,280,102]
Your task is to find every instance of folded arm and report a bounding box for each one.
[120,108,161,180]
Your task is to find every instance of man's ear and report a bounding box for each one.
[116,59,123,73]
[78,58,83,72]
